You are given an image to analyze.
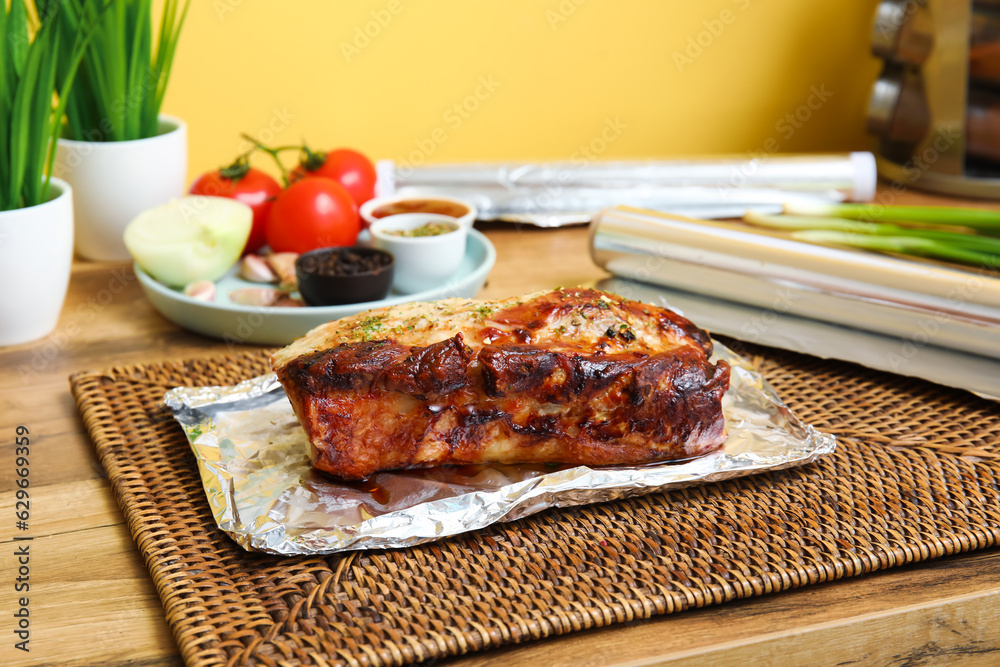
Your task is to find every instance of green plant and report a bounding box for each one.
[58,0,190,143]
[0,1,92,211]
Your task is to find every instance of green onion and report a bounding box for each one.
[746,210,974,234]
[746,210,1000,254]
[743,209,1000,270]
[792,230,999,269]
[783,201,1000,235]
[57,0,190,143]
[745,210,880,232]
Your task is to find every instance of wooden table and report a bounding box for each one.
[2,206,1000,666]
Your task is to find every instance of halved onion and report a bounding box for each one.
[124,196,252,288]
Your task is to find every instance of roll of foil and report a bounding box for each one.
[587,206,1000,400]
[164,344,836,556]
[376,153,876,226]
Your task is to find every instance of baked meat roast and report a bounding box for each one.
[272,288,731,479]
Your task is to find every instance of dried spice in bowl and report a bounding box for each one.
[295,246,394,306]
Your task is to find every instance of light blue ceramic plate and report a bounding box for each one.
[135,229,496,345]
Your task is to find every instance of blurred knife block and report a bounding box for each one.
[868,0,1000,198]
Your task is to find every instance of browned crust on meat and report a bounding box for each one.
[274,288,731,479]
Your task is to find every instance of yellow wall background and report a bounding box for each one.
[161,0,881,180]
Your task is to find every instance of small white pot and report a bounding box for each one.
[54,115,187,261]
[370,213,468,294]
[0,178,74,346]
[360,194,476,230]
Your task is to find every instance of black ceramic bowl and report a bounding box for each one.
[295,246,395,306]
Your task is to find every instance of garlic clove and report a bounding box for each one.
[228,287,284,307]
[183,280,217,301]
[239,254,277,283]
[266,252,299,291]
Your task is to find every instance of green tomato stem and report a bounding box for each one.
[239,133,296,186]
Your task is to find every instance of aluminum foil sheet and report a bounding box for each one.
[590,206,1000,400]
[164,344,835,556]
[376,153,876,226]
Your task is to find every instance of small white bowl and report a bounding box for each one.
[370,213,468,294]
[360,194,476,230]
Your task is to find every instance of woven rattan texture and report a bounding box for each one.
[70,344,1000,667]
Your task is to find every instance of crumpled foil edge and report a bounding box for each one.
[164,343,836,555]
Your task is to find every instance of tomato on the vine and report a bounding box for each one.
[266,178,360,254]
[189,162,281,254]
[289,148,377,209]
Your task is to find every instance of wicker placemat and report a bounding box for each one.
[70,343,1000,667]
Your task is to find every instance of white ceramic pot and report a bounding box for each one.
[54,115,187,261]
[370,213,468,294]
[360,194,476,230]
[0,178,74,346]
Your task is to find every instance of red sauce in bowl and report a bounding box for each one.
[370,199,470,219]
